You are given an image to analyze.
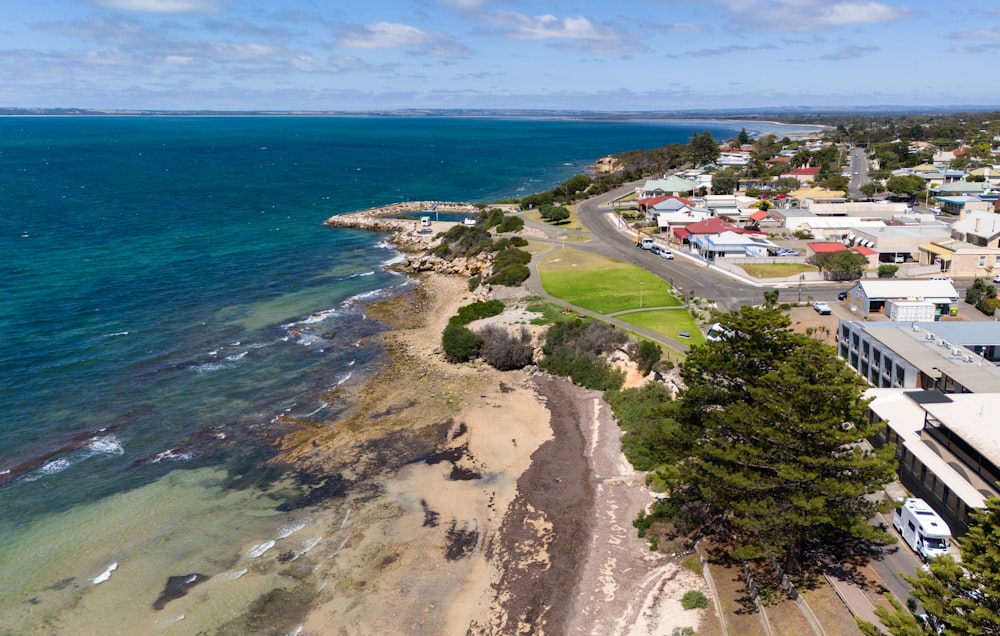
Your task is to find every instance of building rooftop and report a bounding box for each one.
[856,280,959,301]
[866,388,989,508]
[922,393,1000,469]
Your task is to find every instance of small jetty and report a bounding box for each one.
[324,201,482,232]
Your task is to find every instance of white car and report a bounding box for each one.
[660,249,674,260]
[993,274,1000,284]
[813,301,832,315]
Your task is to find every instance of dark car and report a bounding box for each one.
[837,290,848,301]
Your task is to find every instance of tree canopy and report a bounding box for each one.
[648,306,897,571]
[688,131,721,167]
[870,496,1000,635]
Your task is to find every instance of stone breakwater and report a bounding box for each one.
[325,201,511,278]
[324,201,481,233]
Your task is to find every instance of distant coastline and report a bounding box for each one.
[3,105,989,120]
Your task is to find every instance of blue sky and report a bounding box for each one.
[2,0,998,111]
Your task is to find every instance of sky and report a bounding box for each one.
[2,0,999,112]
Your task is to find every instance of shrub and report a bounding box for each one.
[486,264,530,287]
[468,275,481,292]
[451,300,505,326]
[496,215,524,233]
[877,264,898,278]
[478,207,505,228]
[479,325,535,370]
[681,591,708,610]
[979,296,1000,317]
[539,319,627,390]
[634,340,663,376]
[441,323,482,362]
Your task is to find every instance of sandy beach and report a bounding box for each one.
[273,261,707,635]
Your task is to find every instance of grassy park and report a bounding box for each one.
[617,309,705,346]
[538,248,681,314]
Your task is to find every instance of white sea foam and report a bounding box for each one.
[104,331,130,337]
[335,372,352,387]
[246,540,275,558]
[86,434,124,456]
[150,448,193,463]
[300,537,322,554]
[285,625,303,636]
[381,253,406,267]
[277,518,310,540]
[216,568,248,582]
[295,308,338,325]
[158,613,185,626]
[91,562,118,584]
[348,359,356,366]
[24,458,73,481]
[225,351,247,362]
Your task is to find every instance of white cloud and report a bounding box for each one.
[337,22,470,57]
[486,12,609,41]
[90,0,228,14]
[700,0,913,31]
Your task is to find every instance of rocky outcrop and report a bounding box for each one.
[403,251,493,278]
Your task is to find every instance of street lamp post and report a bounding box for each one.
[639,281,644,309]
[798,274,805,303]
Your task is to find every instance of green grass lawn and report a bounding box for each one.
[740,263,816,278]
[538,248,680,314]
[617,309,705,346]
[523,204,589,234]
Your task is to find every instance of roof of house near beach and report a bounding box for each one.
[952,211,1000,243]
[933,180,993,195]
[790,186,846,201]
[640,175,696,195]
[807,241,847,254]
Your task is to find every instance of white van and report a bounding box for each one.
[892,498,951,560]
[705,323,732,342]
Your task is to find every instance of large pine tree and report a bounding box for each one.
[670,306,897,572]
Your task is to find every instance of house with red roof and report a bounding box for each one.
[781,166,821,184]
[673,216,767,243]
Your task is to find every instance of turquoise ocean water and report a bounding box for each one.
[0,116,805,632]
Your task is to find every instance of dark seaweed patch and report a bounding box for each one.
[152,573,208,610]
[444,520,479,561]
[421,499,440,527]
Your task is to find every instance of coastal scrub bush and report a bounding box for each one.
[633,340,662,376]
[478,207,505,228]
[539,319,626,390]
[442,323,482,363]
[496,215,524,234]
[478,325,534,371]
[680,591,708,610]
[604,383,684,472]
[450,300,505,326]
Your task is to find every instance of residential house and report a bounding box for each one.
[918,238,1000,277]
[638,176,696,198]
[950,211,1000,248]
[781,166,821,184]
[691,230,777,260]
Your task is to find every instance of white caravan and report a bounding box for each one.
[892,498,951,560]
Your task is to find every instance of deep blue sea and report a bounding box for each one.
[0,115,808,632]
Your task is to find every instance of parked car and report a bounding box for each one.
[837,290,848,301]
[993,274,1000,284]
[777,249,800,257]
[660,249,674,260]
[813,301,832,315]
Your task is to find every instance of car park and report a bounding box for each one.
[813,301,832,315]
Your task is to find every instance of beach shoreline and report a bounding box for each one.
[271,212,708,635]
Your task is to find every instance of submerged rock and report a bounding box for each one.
[152,573,209,611]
